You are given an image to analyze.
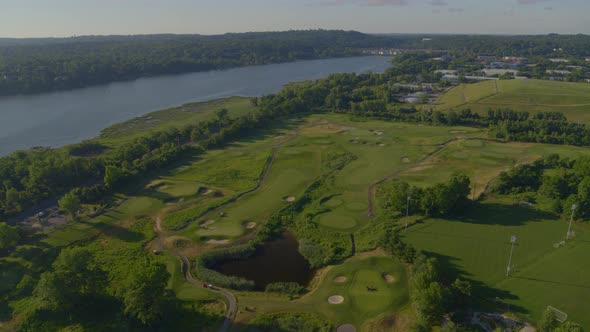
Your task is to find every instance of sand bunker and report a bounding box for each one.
[200,220,215,227]
[284,196,296,202]
[334,276,347,283]
[201,188,213,195]
[337,324,357,332]
[378,144,386,147]
[374,131,384,136]
[401,157,411,163]
[328,295,344,304]
[384,274,396,283]
[205,239,229,245]
[245,222,257,229]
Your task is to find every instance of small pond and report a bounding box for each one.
[213,232,315,290]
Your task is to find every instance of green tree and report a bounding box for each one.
[103,165,126,189]
[538,309,559,332]
[58,191,81,219]
[0,221,19,250]
[34,247,105,311]
[555,321,584,332]
[118,259,169,324]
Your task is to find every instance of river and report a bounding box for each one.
[0,56,391,155]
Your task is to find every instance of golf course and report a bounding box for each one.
[4,77,590,331]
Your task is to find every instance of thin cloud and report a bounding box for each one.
[518,0,551,4]
[309,0,408,6]
[429,0,448,6]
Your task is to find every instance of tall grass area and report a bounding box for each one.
[98,97,255,148]
[436,79,590,124]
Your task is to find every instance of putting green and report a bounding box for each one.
[305,255,409,326]
[323,197,343,208]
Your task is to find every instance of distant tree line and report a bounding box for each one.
[2,31,590,96]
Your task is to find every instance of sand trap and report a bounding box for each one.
[384,274,396,283]
[334,276,347,283]
[200,220,215,228]
[205,239,229,244]
[374,131,384,136]
[337,324,357,332]
[284,196,296,202]
[201,188,213,195]
[273,135,285,139]
[328,295,344,304]
[245,222,257,229]
[378,144,386,147]
[401,157,411,163]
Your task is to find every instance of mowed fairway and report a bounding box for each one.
[235,254,409,330]
[396,139,589,197]
[303,115,486,231]
[435,79,590,124]
[403,200,590,326]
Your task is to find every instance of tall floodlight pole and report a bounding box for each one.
[566,204,577,240]
[405,195,412,231]
[506,235,517,277]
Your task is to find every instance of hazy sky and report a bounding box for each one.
[1,0,589,38]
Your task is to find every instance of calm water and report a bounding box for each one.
[213,233,314,290]
[0,56,391,155]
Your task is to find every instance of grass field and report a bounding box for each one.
[98,96,256,148]
[403,199,590,326]
[435,79,590,123]
[394,139,589,198]
[235,254,409,331]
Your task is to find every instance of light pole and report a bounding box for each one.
[566,204,577,240]
[405,195,412,231]
[506,235,517,277]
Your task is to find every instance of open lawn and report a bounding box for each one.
[235,254,409,331]
[435,79,590,124]
[403,199,590,326]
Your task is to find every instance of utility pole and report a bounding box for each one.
[405,195,412,231]
[566,204,577,240]
[506,235,517,277]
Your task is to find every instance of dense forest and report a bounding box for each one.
[1,30,590,95]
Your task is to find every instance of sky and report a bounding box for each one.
[1,0,589,38]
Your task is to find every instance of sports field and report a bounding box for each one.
[403,199,590,326]
[436,79,590,124]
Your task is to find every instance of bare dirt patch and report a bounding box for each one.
[200,220,216,228]
[200,188,213,195]
[337,324,357,332]
[328,295,344,304]
[334,276,347,283]
[205,238,230,245]
[283,196,296,202]
[383,274,396,283]
[244,222,257,229]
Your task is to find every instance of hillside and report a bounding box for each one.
[435,79,590,124]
